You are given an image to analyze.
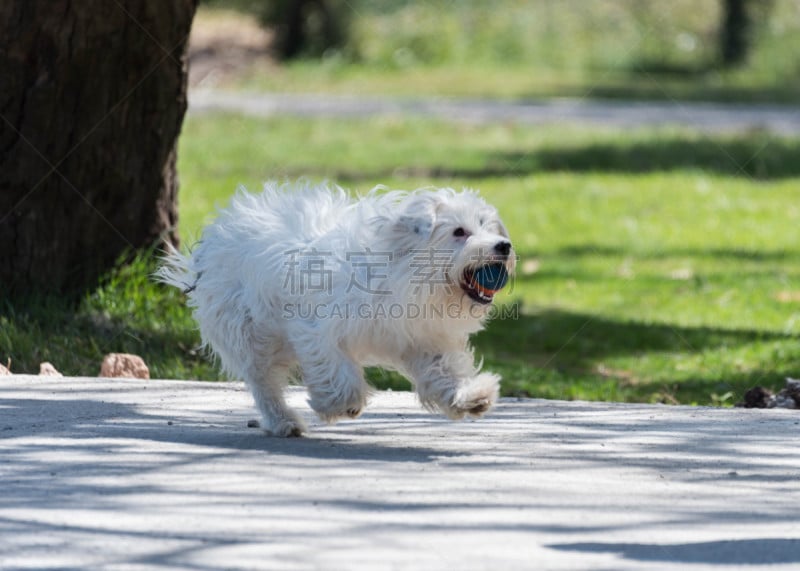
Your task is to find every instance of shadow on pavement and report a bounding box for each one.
[2,382,799,568]
[549,538,800,565]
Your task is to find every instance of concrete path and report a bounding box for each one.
[1,376,798,570]
[189,91,800,134]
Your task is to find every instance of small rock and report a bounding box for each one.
[247,419,260,428]
[737,379,800,410]
[99,353,150,379]
[737,386,774,408]
[773,377,800,409]
[39,362,62,377]
[784,378,800,404]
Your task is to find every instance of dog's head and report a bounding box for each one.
[387,188,516,311]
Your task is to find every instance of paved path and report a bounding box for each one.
[2,376,799,570]
[189,91,800,134]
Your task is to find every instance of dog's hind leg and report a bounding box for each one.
[243,358,307,437]
[189,269,307,435]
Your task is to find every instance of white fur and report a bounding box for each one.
[157,180,515,436]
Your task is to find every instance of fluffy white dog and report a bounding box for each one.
[158,180,515,436]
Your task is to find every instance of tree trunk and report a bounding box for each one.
[269,0,347,60]
[0,0,196,296]
[720,0,750,67]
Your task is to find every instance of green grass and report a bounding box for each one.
[0,251,220,381]
[3,113,800,405]
[232,64,800,104]
[201,0,800,103]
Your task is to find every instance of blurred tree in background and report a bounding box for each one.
[720,0,774,67]
[254,0,779,71]
[260,0,351,59]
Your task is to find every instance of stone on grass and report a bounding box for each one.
[737,378,800,409]
[100,353,150,379]
[39,362,62,377]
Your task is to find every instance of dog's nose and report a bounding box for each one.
[494,241,512,256]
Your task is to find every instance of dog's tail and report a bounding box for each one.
[154,244,199,294]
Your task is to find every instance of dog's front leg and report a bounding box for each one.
[404,351,500,419]
[295,343,371,423]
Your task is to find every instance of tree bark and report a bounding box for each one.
[0,0,196,296]
[270,0,347,60]
[720,0,750,67]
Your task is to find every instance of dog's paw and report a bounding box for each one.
[264,416,307,438]
[448,372,500,420]
[318,409,363,424]
[309,390,368,424]
[314,404,365,424]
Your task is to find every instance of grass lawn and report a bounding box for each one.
[3,113,799,405]
[229,62,800,105]
[194,1,800,103]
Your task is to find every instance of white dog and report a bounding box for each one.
[158,181,515,436]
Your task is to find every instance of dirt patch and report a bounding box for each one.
[775,290,800,303]
[188,10,275,88]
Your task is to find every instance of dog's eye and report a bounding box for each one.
[453,227,466,237]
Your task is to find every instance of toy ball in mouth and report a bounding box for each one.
[462,263,509,304]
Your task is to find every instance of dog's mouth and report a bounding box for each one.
[460,263,509,305]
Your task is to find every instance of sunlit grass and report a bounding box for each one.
[198,0,800,103]
[3,113,799,406]
[179,114,800,405]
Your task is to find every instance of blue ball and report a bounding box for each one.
[473,263,509,292]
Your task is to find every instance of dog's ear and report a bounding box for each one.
[393,195,439,240]
[395,214,433,238]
